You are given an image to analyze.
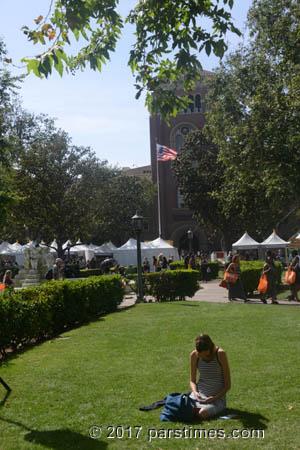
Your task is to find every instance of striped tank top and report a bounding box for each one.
[197,349,225,399]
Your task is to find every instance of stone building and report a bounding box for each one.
[126,71,214,252]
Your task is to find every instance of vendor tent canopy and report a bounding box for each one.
[148,237,175,249]
[0,241,24,265]
[22,241,38,249]
[10,241,23,251]
[113,237,179,269]
[106,241,117,251]
[260,231,289,248]
[232,232,260,250]
[0,241,21,255]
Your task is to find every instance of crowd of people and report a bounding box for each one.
[224,248,300,304]
[0,258,17,268]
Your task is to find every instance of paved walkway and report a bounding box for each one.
[120,280,300,308]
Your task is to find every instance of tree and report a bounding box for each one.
[2,113,155,251]
[203,0,300,239]
[16,0,240,118]
[92,173,156,246]
[172,130,241,249]
[0,39,22,226]
[3,117,114,254]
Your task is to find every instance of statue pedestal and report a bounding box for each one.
[21,269,43,287]
[13,247,54,288]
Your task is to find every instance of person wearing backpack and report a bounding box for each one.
[189,334,231,419]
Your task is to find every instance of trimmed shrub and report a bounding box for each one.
[129,269,199,301]
[0,275,123,358]
[79,268,103,277]
[169,260,219,281]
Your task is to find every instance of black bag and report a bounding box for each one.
[160,393,195,422]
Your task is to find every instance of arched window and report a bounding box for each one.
[177,190,185,209]
[178,93,202,114]
[170,123,197,151]
[195,94,201,112]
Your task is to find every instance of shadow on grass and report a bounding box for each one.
[0,390,11,406]
[178,303,201,307]
[0,417,107,449]
[218,408,269,430]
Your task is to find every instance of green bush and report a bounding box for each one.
[79,268,103,277]
[0,275,123,358]
[240,261,282,295]
[129,269,199,301]
[169,260,219,281]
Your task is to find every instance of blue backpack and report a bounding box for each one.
[160,393,195,422]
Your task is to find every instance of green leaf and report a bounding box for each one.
[26,59,43,78]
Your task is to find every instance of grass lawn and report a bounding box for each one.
[0,301,299,449]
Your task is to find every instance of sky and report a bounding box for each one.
[0,0,253,168]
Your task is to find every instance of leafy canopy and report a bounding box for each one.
[3,112,155,250]
[17,0,240,118]
[204,0,300,238]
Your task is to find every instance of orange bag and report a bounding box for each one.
[284,270,296,284]
[224,271,238,283]
[0,283,5,292]
[257,274,268,294]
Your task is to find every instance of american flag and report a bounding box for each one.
[156,144,178,161]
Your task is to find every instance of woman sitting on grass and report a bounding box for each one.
[189,334,231,419]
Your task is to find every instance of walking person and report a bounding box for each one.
[152,255,158,272]
[226,254,248,302]
[261,250,278,304]
[200,256,209,282]
[3,270,14,289]
[52,258,65,280]
[288,250,300,302]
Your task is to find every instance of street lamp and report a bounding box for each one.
[132,212,144,303]
[187,229,193,254]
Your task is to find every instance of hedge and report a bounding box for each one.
[127,269,200,301]
[79,268,103,277]
[169,260,219,280]
[240,261,282,295]
[0,275,123,358]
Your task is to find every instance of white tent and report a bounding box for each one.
[232,232,260,250]
[260,231,289,249]
[0,241,24,265]
[106,241,117,251]
[10,241,23,252]
[113,237,179,269]
[91,244,114,255]
[0,241,14,254]
[62,239,73,249]
[69,243,95,261]
[148,237,175,249]
[22,240,38,249]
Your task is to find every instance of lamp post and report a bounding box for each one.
[132,213,144,303]
[187,229,193,254]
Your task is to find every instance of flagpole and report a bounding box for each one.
[156,142,162,237]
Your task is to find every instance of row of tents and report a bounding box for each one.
[0,237,179,269]
[232,231,290,250]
